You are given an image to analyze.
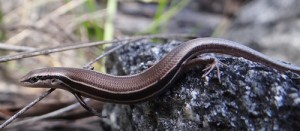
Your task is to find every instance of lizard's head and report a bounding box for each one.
[20,68,65,89]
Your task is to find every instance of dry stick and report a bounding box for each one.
[0,34,196,63]
[0,88,55,129]
[6,99,91,129]
[0,34,194,129]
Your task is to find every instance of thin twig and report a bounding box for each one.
[0,88,55,129]
[5,99,91,129]
[0,34,196,63]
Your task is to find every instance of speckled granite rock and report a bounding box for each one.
[101,39,300,130]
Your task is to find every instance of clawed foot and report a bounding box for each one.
[201,57,226,82]
[184,55,226,82]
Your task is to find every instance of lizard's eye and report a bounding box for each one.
[51,79,56,84]
[29,77,38,83]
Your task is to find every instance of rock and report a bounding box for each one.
[102,39,300,130]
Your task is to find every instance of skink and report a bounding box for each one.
[20,38,300,104]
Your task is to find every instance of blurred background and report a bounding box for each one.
[0,0,299,130]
